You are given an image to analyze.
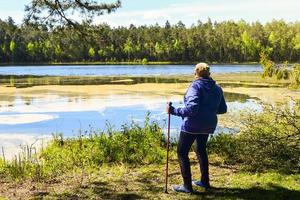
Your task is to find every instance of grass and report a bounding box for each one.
[0,155,299,199]
[0,111,299,199]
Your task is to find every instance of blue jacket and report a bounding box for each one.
[170,78,227,134]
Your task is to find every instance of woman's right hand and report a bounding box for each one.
[166,102,172,114]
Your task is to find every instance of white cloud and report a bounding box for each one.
[0,114,58,125]
[0,94,182,114]
[1,0,299,26]
[94,0,300,27]
[0,11,24,24]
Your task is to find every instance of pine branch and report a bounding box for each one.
[24,0,121,28]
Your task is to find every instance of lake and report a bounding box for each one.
[0,64,263,159]
[0,86,261,159]
[0,92,259,136]
[0,64,262,76]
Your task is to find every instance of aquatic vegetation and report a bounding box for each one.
[260,52,300,87]
[291,63,300,87]
[9,76,15,87]
[0,75,189,88]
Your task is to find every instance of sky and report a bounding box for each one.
[0,0,299,27]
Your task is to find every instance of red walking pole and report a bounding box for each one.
[165,102,172,193]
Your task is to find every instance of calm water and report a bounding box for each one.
[0,64,263,158]
[0,92,260,136]
[0,64,262,76]
[0,89,262,159]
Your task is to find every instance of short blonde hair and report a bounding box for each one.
[194,63,210,78]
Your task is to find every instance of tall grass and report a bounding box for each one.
[0,145,42,182]
[0,114,169,181]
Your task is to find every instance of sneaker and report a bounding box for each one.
[172,185,193,193]
[192,180,210,190]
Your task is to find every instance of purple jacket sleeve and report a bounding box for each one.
[217,88,227,114]
[170,84,200,117]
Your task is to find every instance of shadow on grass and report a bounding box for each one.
[192,183,300,200]
[32,180,299,200]
[135,168,163,193]
[35,180,144,200]
[91,180,144,200]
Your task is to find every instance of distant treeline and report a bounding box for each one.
[0,17,300,63]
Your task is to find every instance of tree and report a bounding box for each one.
[0,17,300,64]
[164,20,171,29]
[171,39,184,61]
[9,40,16,61]
[154,42,165,61]
[54,44,62,61]
[9,40,15,52]
[24,0,121,28]
[293,33,300,50]
[124,37,134,60]
[88,47,95,60]
[27,42,35,53]
[241,31,259,61]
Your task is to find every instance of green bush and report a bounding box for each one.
[208,134,240,165]
[260,52,276,78]
[141,58,148,64]
[208,103,300,172]
[260,53,292,81]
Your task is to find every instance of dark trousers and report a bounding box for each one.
[177,131,209,189]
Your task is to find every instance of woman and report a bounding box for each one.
[166,63,227,193]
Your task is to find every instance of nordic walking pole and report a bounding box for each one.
[165,102,172,193]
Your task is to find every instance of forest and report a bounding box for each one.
[0,17,300,64]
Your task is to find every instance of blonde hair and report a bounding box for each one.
[194,63,210,78]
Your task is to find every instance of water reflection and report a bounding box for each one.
[224,92,256,103]
[0,90,263,159]
[0,90,252,108]
[0,92,261,136]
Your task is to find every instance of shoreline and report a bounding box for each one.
[0,61,261,67]
[0,72,291,89]
[1,61,298,67]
